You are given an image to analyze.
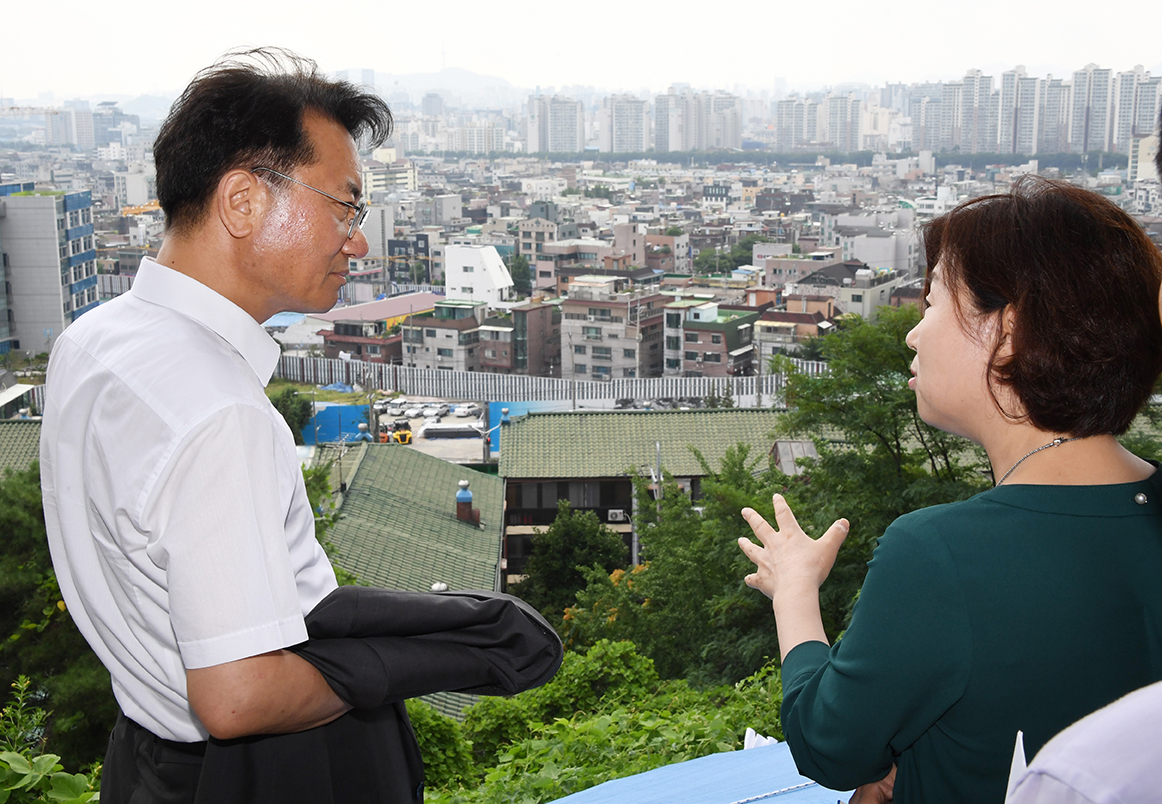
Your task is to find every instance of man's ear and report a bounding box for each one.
[216,169,266,239]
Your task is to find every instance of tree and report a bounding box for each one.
[270,387,312,445]
[0,464,117,772]
[410,261,429,284]
[426,640,784,804]
[664,226,684,237]
[693,234,770,275]
[509,501,627,622]
[565,450,784,686]
[507,254,532,296]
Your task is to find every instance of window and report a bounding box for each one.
[685,332,699,342]
[592,365,611,377]
[665,312,681,328]
[367,345,380,355]
[575,363,587,374]
[588,308,612,319]
[462,286,473,294]
[583,326,601,340]
[463,265,474,273]
[623,368,636,377]
[535,232,545,242]
[81,208,92,225]
[851,293,863,302]
[704,352,721,363]
[437,348,453,357]
[592,346,612,360]
[684,351,698,361]
[539,271,552,278]
[666,336,679,350]
[83,236,93,251]
[623,349,636,359]
[711,334,721,344]
[485,349,497,358]
[666,358,680,369]
[425,328,436,337]
[60,270,69,287]
[574,345,587,354]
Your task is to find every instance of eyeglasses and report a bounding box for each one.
[252,166,368,239]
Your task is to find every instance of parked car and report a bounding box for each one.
[404,405,425,418]
[422,403,450,418]
[455,403,482,418]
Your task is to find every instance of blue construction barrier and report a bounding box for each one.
[303,404,369,445]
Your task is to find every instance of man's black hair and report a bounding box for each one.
[154,48,393,234]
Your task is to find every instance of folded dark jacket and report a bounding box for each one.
[192,586,563,804]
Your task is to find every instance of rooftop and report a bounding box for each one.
[500,409,784,479]
[329,444,502,594]
[0,420,41,474]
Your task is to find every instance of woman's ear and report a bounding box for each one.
[997,304,1017,357]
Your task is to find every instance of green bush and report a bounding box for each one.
[429,641,783,804]
[0,677,100,803]
[405,700,476,789]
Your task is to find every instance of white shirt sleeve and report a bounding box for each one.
[142,402,310,669]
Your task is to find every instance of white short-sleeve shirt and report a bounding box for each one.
[40,258,337,742]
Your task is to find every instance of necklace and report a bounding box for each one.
[996,436,1081,486]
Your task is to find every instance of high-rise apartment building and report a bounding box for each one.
[527,95,584,153]
[599,95,649,153]
[825,94,861,153]
[421,93,445,117]
[1070,64,1114,153]
[1112,67,1162,153]
[775,96,820,151]
[0,185,98,354]
[959,70,995,153]
[1038,78,1071,154]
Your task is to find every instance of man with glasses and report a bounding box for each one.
[39,49,392,802]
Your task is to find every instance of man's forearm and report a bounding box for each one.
[187,649,351,740]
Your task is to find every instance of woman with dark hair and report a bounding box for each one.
[738,176,1162,804]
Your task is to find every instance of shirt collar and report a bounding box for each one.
[130,257,281,386]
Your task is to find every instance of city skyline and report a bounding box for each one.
[7,0,1162,103]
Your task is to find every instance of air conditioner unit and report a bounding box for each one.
[587,315,596,322]
[607,509,628,523]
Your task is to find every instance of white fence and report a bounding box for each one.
[275,356,827,404]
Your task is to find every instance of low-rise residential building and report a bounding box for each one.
[559,277,665,380]
[787,260,908,320]
[644,232,692,273]
[402,299,488,371]
[322,321,402,363]
[443,244,514,307]
[516,217,558,266]
[499,408,785,583]
[509,298,562,377]
[662,298,758,377]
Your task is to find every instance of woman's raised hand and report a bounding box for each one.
[738,494,849,603]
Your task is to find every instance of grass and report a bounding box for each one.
[264,378,402,405]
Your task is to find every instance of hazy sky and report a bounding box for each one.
[5,0,1161,102]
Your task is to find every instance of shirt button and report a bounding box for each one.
[1134,492,1148,505]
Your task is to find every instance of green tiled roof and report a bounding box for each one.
[0,420,41,475]
[327,445,504,720]
[328,444,502,594]
[500,409,783,479]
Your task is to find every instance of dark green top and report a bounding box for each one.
[781,470,1162,803]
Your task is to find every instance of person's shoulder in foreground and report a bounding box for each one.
[1006,679,1162,804]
